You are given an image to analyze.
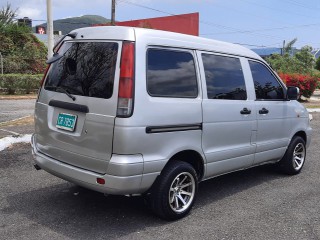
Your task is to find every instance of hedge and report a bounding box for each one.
[278,73,319,98]
[1,72,319,98]
[0,74,43,94]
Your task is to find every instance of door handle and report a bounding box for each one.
[240,108,251,115]
[259,107,269,114]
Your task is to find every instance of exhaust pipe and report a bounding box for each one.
[34,164,41,170]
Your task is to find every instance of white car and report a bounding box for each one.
[32,26,312,220]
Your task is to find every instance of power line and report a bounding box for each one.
[0,1,295,41]
[118,0,174,16]
[117,1,320,48]
[119,0,283,41]
[205,0,292,26]
[201,23,320,36]
[239,0,319,19]
[283,0,320,11]
[4,1,318,48]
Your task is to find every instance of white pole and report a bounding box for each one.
[46,0,54,59]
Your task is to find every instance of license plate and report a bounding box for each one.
[56,113,77,132]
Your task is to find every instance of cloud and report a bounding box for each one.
[5,0,203,22]
[17,7,42,19]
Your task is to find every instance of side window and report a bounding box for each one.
[147,49,198,98]
[202,54,247,100]
[249,61,284,100]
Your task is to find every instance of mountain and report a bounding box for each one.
[35,15,110,35]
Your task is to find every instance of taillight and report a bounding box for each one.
[37,64,50,101]
[40,64,50,87]
[117,41,135,117]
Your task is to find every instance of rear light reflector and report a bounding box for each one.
[117,41,135,117]
[96,178,105,185]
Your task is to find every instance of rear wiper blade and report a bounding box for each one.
[45,86,76,101]
[59,87,76,101]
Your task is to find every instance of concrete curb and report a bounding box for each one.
[307,108,320,113]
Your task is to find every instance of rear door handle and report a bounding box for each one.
[259,108,269,114]
[240,108,251,115]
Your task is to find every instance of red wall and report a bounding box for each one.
[94,13,199,36]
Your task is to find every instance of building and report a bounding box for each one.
[93,13,199,36]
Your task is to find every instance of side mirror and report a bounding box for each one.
[287,86,299,100]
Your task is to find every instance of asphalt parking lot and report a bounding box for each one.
[1,113,320,240]
[0,99,35,123]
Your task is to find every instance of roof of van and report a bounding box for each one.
[70,26,262,60]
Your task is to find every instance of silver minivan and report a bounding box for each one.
[32,26,312,220]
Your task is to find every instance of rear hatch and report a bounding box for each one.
[34,40,121,174]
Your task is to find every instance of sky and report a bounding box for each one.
[4,0,320,49]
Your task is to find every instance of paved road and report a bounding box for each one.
[1,114,320,240]
[0,99,36,123]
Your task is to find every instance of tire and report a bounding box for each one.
[150,161,198,220]
[278,136,306,175]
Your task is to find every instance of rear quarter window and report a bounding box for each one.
[147,48,198,98]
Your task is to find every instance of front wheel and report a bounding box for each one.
[278,136,306,175]
[150,161,198,220]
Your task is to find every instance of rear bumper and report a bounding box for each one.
[31,134,155,195]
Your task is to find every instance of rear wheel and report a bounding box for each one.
[150,161,198,220]
[278,136,306,175]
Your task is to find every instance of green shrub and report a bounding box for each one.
[0,74,43,94]
[315,57,320,71]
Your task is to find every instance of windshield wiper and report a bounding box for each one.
[45,86,76,101]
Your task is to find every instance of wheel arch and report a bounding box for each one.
[292,131,307,143]
[164,150,205,181]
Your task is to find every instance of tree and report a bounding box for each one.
[316,57,320,71]
[294,45,315,71]
[283,38,297,55]
[266,53,304,74]
[0,3,47,74]
[266,38,316,75]
[0,2,17,27]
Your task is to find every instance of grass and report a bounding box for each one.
[0,94,37,100]
[302,105,320,108]
[301,99,320,109]
[0,116,34,127]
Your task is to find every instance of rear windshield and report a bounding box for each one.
[44,42,118,99]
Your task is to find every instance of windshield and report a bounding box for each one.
[44,41,118,99]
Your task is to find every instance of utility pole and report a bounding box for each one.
[111,0,116,25]
[0,52,3,75]
[282,40,285,56]
[47,0,54,59]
